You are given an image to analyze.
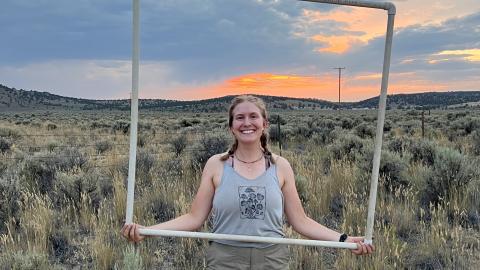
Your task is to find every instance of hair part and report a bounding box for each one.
[220,95,275,164]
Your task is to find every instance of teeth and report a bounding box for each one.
[241,130,254,134]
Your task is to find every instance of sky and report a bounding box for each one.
[0,0,479,102]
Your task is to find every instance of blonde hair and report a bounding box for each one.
[220,95,275,164]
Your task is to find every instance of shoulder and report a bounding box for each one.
[203,153,228,187]
[271,154,294,186]
[204,153,227,169]
[271,153,292,171]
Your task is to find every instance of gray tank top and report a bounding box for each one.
[211,160,285,248]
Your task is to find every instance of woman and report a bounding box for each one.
[122,95,374,269]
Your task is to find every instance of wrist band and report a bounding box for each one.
[339,233,348,242]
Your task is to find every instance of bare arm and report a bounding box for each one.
[279,157,341,241]
[279,157,374,255]
[121,154,218,242]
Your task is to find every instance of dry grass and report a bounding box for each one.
[0,109,479,269]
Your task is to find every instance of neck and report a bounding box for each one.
[235,142,263,161]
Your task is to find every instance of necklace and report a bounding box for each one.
[235,155,264,173]
[234,153,264,164]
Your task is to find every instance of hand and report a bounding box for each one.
[121,223,146,243]
[346,236,375,255]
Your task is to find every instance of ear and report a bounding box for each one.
[263,119,269,129]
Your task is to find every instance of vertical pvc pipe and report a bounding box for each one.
[364,12,395,245]
[125,0,140,224]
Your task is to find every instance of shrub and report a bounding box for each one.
[90,121,111,129]
[328,134,365,162]
[0,137,12,153]
[46,141,58,152]
[401,120,418,135]
[162,156,184,177]
[383,119,393,132]
[268,125,284,143]
[0,176,22,234]
[354,122,375,138]
[46,122,57,130]
[136,150,155,177]
[451,117,480,135]
[360,148,409,191]
[292,125,312,138]
[421,148,476,206]
[20,158,56,195]
[471,130,480,156]
[170,134,187,156]
[191,135,229,170]
[137,134,147,148]
[295,175,309,204]
[462,179,480,229]
[54,148,88,172]
[95,140,112,154]
[54,173,90,206]
[0,160,6,176]
[268,114,286,125]
[341,118,355,130]
[49,232,73,264]
[0,127,21,139]
[112,120,130,134]
[409,139,436,166]
[0,251,50,270]
[147,192,177,223]
[386,136,410,154]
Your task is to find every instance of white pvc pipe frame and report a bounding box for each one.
[125,0,396,249]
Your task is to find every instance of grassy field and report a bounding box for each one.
[0,108,479,269]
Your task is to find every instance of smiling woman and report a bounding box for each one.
[121,95,374,269]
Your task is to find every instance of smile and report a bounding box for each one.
[240,130,255,134]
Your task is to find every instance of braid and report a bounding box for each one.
[260,131,275,164]
[220,139,238,161]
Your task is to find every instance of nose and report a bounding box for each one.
[242,117,252,126]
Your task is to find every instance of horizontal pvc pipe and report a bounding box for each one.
[300,0,396,14]
[139,229,358,249]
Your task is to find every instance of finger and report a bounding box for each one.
[352,243,362,255]
[121,224,130,238]
[134,224,140,242]
[366,244,373,254]
[361,243,367,255]
[129,224,136,242]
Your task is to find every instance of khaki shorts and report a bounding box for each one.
[206,242,290,270]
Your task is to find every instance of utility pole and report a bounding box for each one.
[333,67,345,107]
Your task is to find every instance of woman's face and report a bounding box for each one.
[230,101,267,144]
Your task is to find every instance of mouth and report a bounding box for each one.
[240,130,255,134]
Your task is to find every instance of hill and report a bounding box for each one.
[1,84,479,112]
[349,91,480,109]
[0,84,335,112]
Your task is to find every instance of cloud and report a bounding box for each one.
[0,0,478,101]
[0,60,182,99]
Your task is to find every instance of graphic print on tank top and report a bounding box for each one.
[238,186,266,220]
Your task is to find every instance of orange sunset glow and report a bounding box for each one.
[168,72,459,102]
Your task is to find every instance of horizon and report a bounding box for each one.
[3,83,478,103]
[0,1,479,101]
